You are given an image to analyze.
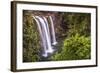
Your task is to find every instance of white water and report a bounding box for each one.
[33,16,48,57]
[49,16,57,45]
[33,15,57,57]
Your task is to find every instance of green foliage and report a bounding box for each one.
[23,12,41,62]
[51,34,91,60]
[62,13,91,37]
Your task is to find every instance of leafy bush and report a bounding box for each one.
[51,34,91,60]
[23,12,41,62]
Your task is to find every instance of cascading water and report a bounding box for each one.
[33,15,57,57]
[49,16,57,45]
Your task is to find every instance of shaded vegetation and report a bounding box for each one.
[23,12,41,62]
[62,13,91,37]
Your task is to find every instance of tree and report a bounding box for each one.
[23,11,41,62]
[51,34,91,60]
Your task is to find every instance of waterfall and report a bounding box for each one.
[33,15,57,57]
[33,16,48,57]
[49,16,57,45]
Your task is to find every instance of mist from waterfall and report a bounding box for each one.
[33,15,57,57]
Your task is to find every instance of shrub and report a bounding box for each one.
[51,34,91,61]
